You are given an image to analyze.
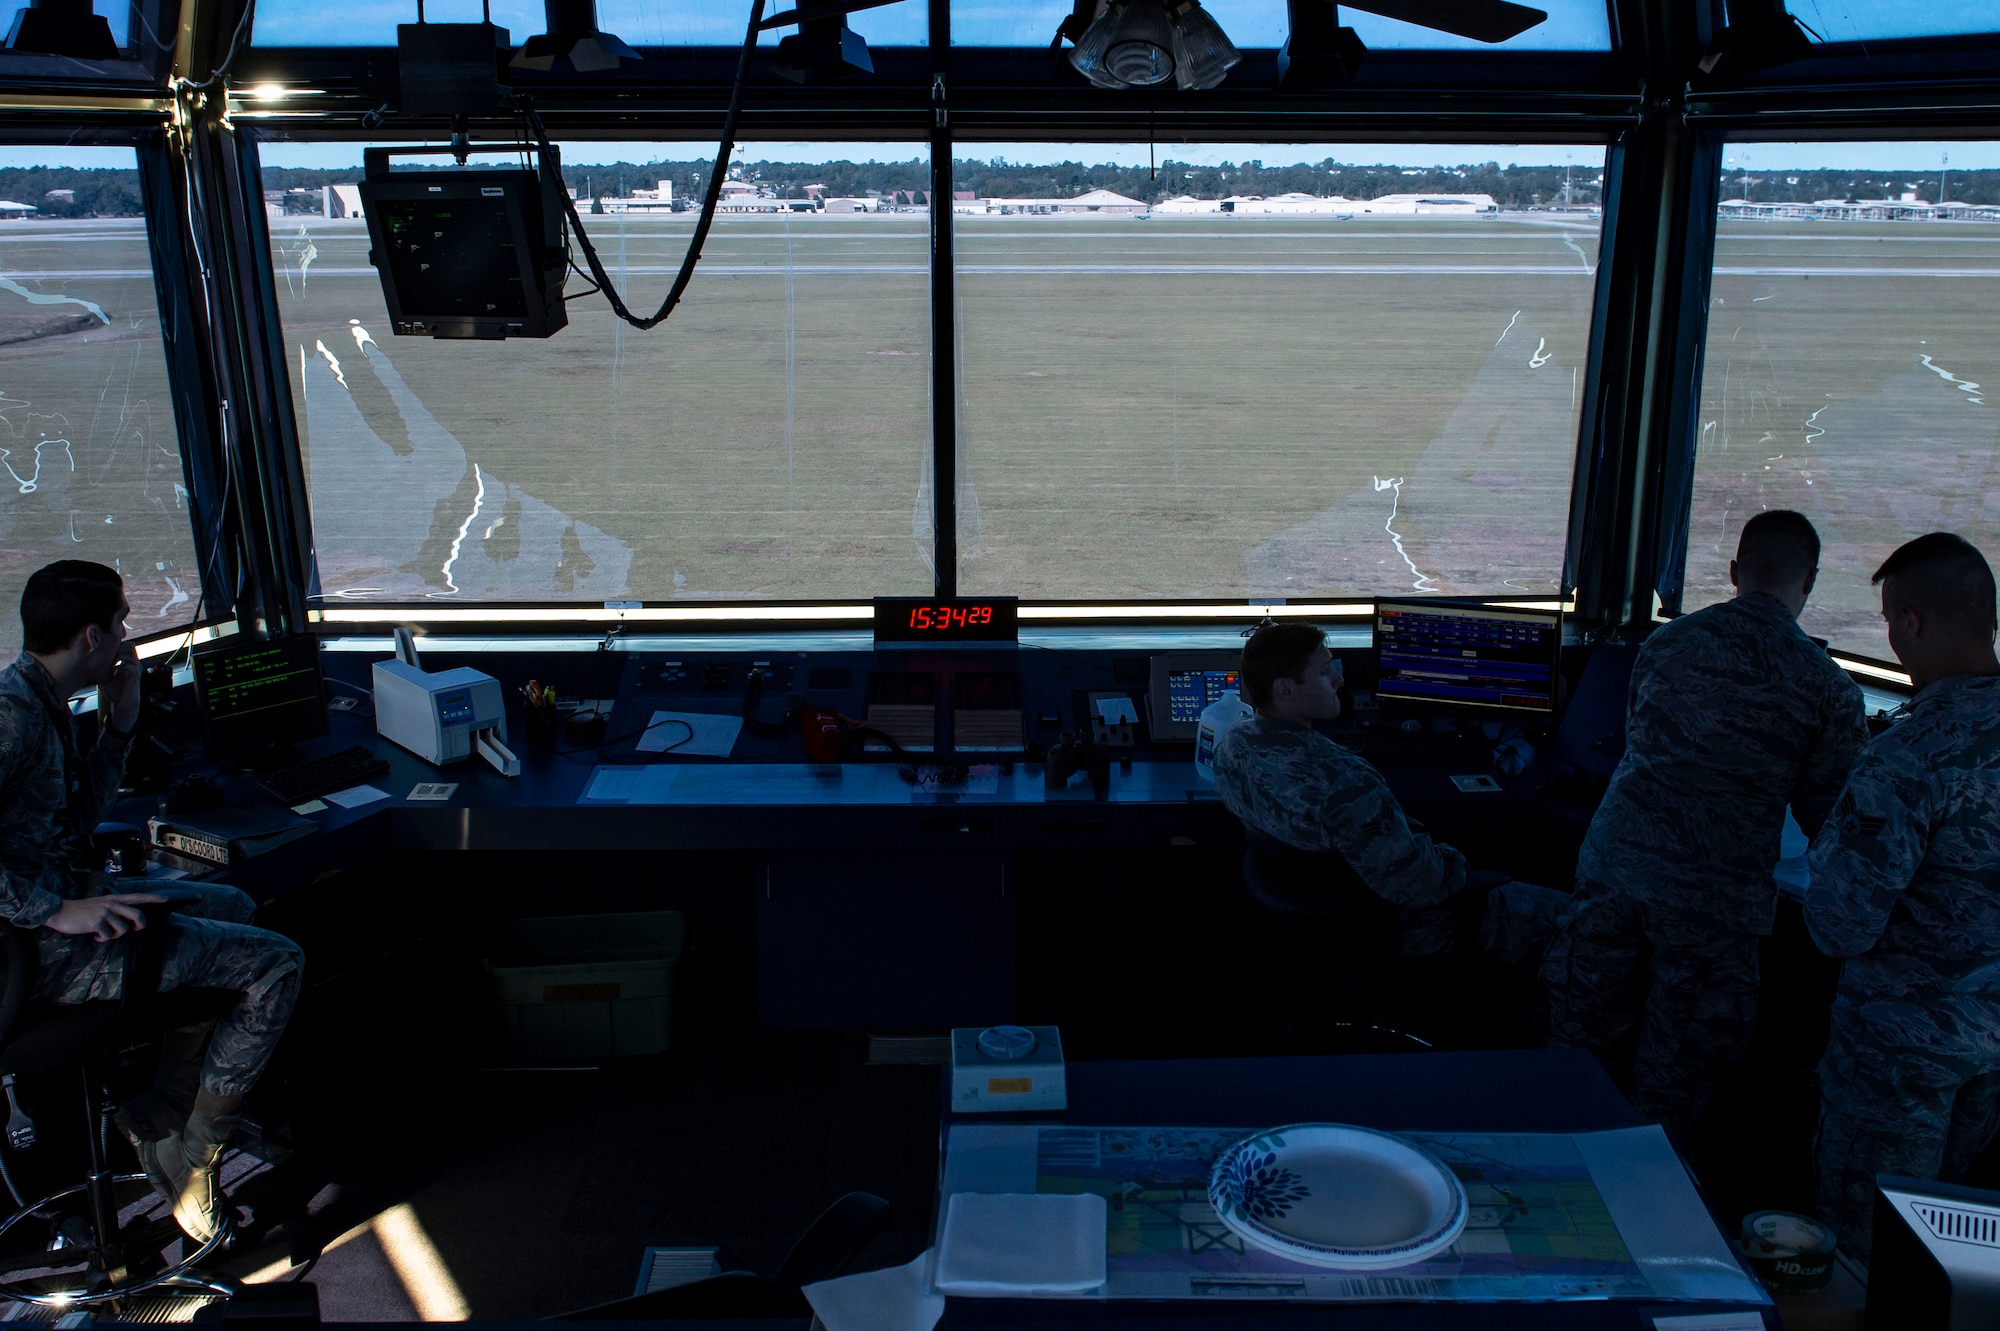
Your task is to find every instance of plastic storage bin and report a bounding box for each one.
[489,911,684,1064]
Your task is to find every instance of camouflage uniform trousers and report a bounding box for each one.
[1393,877,1571,962]
[1541,876,1760,1146]
[1815,1014,2000,1263]
[31,883,303,1099]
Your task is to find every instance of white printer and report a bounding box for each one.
[372,630,519,776]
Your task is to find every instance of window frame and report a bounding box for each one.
[1661,113,2000,671]
[13,0,2000,643]
[0,127,235,655]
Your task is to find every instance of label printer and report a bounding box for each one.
[373,629,520,776]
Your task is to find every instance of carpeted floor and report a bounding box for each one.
[216,1030,941,1320]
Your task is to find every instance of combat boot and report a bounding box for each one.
[114,1024,210,1207]
[172,1090,243,1244]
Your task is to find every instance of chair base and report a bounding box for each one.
[0,1172,239,1307]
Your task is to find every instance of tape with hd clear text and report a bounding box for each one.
[1741,1210,1836,1292]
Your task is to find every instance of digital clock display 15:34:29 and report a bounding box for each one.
[872,598,1019,643]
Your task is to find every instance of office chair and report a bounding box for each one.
[1236,824,1430,1049]
[1548,640,1642,802]
[0,906,244,1309]
[551,1191,891,1319]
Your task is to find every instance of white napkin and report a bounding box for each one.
[934,1191,1108,1295]
[802,1250,943,1331]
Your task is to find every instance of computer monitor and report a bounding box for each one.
[192,635,330,764]
[1373,599,1562,714]
[1148,651,1243,742]
[359,147,570,340]
[1870,1174,2000,1328]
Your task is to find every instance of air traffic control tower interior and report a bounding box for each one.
[0,0,1993,1325]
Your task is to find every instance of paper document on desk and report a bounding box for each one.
[939,1124,1766,1305]
[635,710,744,756]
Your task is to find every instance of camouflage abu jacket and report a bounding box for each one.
[1577,592,1865,934]
[1806,673,2000,1049]
[0,652,132,927]
[1213,712,1466,908]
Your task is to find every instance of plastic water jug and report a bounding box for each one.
[1193,690,1254,784]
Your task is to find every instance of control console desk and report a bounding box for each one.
[117,629,1585,1030]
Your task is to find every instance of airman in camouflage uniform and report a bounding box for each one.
[0,653,303,1099]
[1805,533,2000,1262]
[1543,511,1865,1148]
[1215,624,1565,966]
[0,561,302,1243]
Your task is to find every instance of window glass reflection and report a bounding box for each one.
[1688,140,2000,662]
[952,142,1604,599]
[1785,0,2000,43]
[0,147,200,658]
[261,140,933,603]
[251,0,923,47]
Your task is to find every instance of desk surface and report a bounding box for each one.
[949,1049,1642,1135]
[935,1051,1772,1331]
[123,706,1555,897]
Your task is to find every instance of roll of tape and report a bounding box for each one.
[1741,1210,1837,1292]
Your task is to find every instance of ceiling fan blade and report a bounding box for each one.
[1338,0,1548,43]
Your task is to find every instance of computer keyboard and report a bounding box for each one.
[259,745,392,805]
[1329,727,1480,765]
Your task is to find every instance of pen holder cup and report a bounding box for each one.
[523,705,558,749]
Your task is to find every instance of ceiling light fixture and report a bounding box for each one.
[1064,0,1240,91]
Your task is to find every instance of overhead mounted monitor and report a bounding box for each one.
[359,145,569,340]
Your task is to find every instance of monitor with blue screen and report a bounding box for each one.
[1167,668,1240,723]
[1373,600,1562,713]
[1147,650,1244,741]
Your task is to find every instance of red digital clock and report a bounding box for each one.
[873,597,1019,644]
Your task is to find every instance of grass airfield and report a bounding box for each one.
[0,210,1993,666]
[270,211,1598,606]
[1693,220,2000,662]
[0,217,196,657]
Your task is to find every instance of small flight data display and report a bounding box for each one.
[873,598,1018,644]
[1374,600,1561,713]
[191,635,331,759]
[1167,668,1240,723]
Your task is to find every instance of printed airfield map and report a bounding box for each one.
[947,1125,1664,1302]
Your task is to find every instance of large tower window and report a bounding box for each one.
[1688,138,2000,661]
[260,139,934,604]
[951,142,1605,599]
[0,146,200,657]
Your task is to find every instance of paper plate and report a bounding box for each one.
[1207,1124,1467,1270]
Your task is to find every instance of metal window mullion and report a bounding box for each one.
[136,127,238,629]
[222,129,317,628]
[181,111,298,637]
[1646,128,1724,619]
[929,0,955,597]
[1562,134,1630,627]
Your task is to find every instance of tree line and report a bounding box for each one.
[0,166,147,217]
[7,158,1998,217]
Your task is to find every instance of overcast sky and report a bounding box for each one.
[1721,141,2000,172]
